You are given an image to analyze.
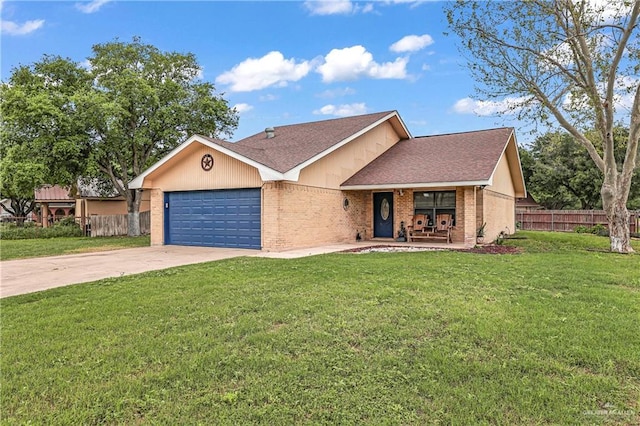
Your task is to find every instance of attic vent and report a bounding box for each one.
[265,127,275,139]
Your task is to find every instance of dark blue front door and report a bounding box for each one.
[164,189,261,249]
[373,192,394,238]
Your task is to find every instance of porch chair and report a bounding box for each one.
[408,214,428,241]
[435,213,453,243]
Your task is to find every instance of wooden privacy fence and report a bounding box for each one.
[89,210,150,237]
[517,210,639,233]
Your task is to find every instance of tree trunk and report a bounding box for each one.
[128,211,140,237]
[127,190,143,237]
[604,196,633,254]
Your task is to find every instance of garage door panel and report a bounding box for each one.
[165,189,261,249]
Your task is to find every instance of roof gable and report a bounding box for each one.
[130,111,410,188]
[230,111,408,173]
[341,127,525,195]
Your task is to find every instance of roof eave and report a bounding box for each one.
[486,129,527,198]
[341,179,492,191]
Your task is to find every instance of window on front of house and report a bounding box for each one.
[413,191,456,226]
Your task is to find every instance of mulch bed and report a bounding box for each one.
[459,244,522,254]
[342,244,521,255]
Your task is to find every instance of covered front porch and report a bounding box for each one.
[344,186,482,248]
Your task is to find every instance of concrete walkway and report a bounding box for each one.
[0,241,465,298]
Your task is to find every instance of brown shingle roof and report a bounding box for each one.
[201,111,398,173]
[341,127,514,187]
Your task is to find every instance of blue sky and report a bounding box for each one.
[1,0,529,142]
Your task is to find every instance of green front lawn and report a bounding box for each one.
[2,232,639,424]
[0,235,150,261]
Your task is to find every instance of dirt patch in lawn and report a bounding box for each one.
[459,244,522,254]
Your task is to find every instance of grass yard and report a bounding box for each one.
[0,235,150,261]
[2,232,639,424]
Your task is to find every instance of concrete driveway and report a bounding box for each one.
[0,245,257,298]
[0,241,429,298]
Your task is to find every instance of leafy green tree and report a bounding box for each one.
[446,1,639,253]
[1,38,239,235]
[0,147,47,222]
[523,128,640,211]
[84,38,238,235]
[0,56,93,223]
[529,132,602,209]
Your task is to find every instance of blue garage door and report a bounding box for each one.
[164,189,261,249]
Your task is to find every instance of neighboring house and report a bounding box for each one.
[35,185,76,226]
[129,111,527,250]
[75,180,150,220]
[516,194,543,212]
[34,183,150,228]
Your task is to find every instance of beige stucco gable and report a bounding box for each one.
[138,141,262,191]
[501,133,526,198]
[297,120,404,189]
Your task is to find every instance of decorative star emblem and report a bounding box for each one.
[201,154,214,171]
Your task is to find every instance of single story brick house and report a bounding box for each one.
[129,111,526,250]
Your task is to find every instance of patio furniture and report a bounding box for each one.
[408,214,451,243]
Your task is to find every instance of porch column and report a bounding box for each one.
[462,187,476,246]
[41,203,49,228]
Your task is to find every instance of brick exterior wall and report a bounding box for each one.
[457,187,477,246]
[149,188,164,246]
[482,189,516,241]
[393,187,476,246]
[394,190,414,239]
[149,181,510,250]
[261,182,369,251]
[476,189,484,231]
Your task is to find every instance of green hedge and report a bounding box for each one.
[0,218,83,240]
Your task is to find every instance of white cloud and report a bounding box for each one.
[316,87,356,98]
[390,34,434,53]
[1,18,44,35]
[316,45,408,82]
[452,96,529,116]
[79,59,93,70]
[259,93,279,102]
[361,3,375,13]
[216,51,311,92]
[588,0,634,23]
[563,76,640,112]
[75,0,111,14]
[304,0,353,15]
[233,103,254,114]
[304,1,377,15]
[313,103,368,116]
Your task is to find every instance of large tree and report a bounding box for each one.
[446,1,639,253]
[527,132,603,209]
[0,147,47,222]
[523,128,640,210]
[83,38,238,235]
[0,56,93,223]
